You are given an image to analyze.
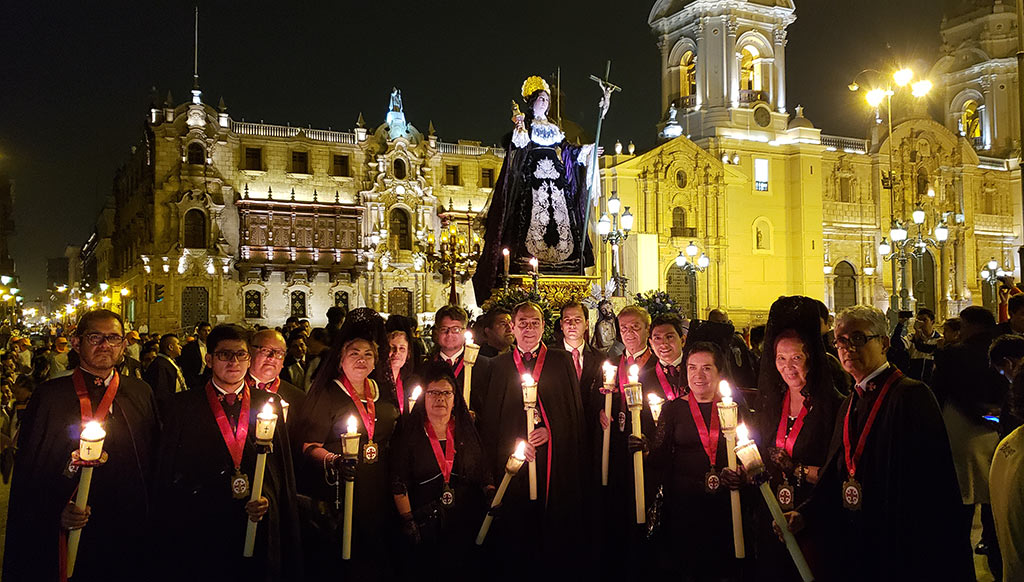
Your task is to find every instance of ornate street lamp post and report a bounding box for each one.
[980,257,1008,316]
[878,206,948,312]
[597,190,633,297]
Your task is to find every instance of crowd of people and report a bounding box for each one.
[0,293,1021,582]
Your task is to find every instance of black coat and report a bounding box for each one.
[143,354,183,411]
[176,341,207,390]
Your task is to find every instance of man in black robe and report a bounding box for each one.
[3,310,159,582]
[143,333,186,412]
[478,301,584,569]
[785,305,974,581]
[247,329,307,412]
[155,325,303,581]
[419,305,491,413]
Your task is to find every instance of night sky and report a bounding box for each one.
[1,0,945,300]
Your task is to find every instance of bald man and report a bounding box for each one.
[247,329,307,413]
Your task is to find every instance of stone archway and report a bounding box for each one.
[833,261,857,312]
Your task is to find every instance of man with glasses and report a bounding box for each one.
[155,324,302,580]
[784,305,971,582]
[422,305,491,411]
[4,310,158,582]
[247,329,306,414]
[478,301,585,571]
[143,333,187,412]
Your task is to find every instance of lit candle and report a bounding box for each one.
[624,371,646,524]
[601,362,616,486]
[476,440,528,545]
[255,402,278,442]
[341,415,360,560]
[244,402,277,557]
[408,385,422,414]
[463,331,480,408]
[648,393,664,423]
[529,256,539,275]
[67,421,107,578]
[717,380,744,558]
[502,248,510,278]
[521,373,538,500]
[733,424,814,582]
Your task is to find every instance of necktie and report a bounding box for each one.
[572,348,582,380]
[223,392,237,406]
[627,355,635,367]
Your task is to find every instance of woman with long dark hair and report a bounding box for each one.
[389,362,491,569]
[752,296,843,581]
[289,308,399,580]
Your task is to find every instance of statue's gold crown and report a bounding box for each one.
[521,76,551,100]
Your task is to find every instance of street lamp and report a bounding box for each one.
[981,257,1008,315]
[880,213,946,312]
[598,189,633,297]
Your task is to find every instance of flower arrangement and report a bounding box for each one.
[634,290,682,318]
[480,282,590,343]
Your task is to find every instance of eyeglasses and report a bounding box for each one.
[516,320,543,331]
[426,390,454,399]
[213,350,251,362]
[81,333,126,346]
[438,325,465,335]
[833,333,881,350]
[252,345,286,360]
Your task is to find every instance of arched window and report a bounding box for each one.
[838,175,853,202]
[961,100,981,146]
[740,46,761,92]
[679,51,697,100]
[671,207,692,237]
[290,290,307,318]
[187,142,205,165]
[393,158,407,180]
[183,209,207,249]
[388,209,412,251]
[833,261,857,311]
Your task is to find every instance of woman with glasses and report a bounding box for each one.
[389,362,491,568]
[751,296,843,582]
[290,309,399,580]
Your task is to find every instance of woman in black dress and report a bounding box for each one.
[752,296,843,582]
[384,329,420,416]
[648,341,749,581]
[390,362,491,570]
[290,310,400,580]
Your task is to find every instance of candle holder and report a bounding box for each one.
[255,403,278,445]
[624,378,646,524]
[244,403,278,557]
[521,374,539,500]
[717,381,745,559]
[341,418,361,561]
[476,441,528,545]
[734,425,813,582]
[67,422,108,579]
[600,362,617,487]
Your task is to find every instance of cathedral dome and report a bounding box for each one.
[787,105,814,129]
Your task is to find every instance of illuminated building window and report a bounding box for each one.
[183,209,207,249]
[187,142,206,165]
[740,46,761,92]
[481,168,495,189]
[393,158,407,179]
[244,147,262,171]
[445,165,461,186]
[291,151,309,174]
[332,155,350,177]
[754,158,769,192]
[671,207,694,237]
[389,209,412,251]
[960,100,981,148]
[680,51,697,100]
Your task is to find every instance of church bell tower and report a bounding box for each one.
[649,0,797,140]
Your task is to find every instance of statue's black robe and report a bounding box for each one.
[154,386,303,582]
[477,345,585,568]
[3,371,158,582]
[797,366,974,581]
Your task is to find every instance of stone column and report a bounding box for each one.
[696,19,706,110]
[773,28,787,113]
[659,36,672,115]
[725,16,739,108]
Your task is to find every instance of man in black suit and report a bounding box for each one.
[143,333,187,412]
[177,322,211,390]
[553,301,605,429]
[420,305,491,412]
[247,329,307,413]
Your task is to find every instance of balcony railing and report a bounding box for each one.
[232,121,356,144]
[821,135,868,154]
[739,90,768,105]
[437,142,493,156]
[679,95,697,110]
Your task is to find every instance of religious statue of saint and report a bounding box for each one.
[473,75,599,301]
[389,87,403,112]
[591,299,621,352]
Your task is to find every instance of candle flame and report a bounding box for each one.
[736,423,750,444]
[410,385,422,400]
[529,257,538,267]
[521,373,535,386]
[346,415,358,435]
[502,248,510,256]
[81,420,105,441]
[718,380,732,398]
[647,393,664,406]
[464,330,475,345]
[261,402,275,417]
[512,440,527,460]
[602,361,616,382]
[628,364,639,383]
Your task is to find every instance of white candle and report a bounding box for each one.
[476,440,528,545]
[529,257,539,274]
[502,248,510,278]
[648,393,664,423]
[601,361,616,487]
[522,373,538,500]
[463,332,480,407]
[717,382,744,558]
[255,403,278,442]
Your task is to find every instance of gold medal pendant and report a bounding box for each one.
[231,469,251,500]
[704,469,721,493]
[363,441,379,464]
[776,482,795,510]
[842,477,862,511]
[440,484,455,506]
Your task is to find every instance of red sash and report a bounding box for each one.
[513,344,554,504]
[618,350,652,407]
[688,392,721,469]
[395,372,406,414]
[245,374,279,394]
[436,353,464,379]
[425,419,456,485]
[655,362,682,401]
[339,376,377,441]
[72,368,120,423]
[843,370,902,479]
[204,382,251,470]
[775,390,809,456]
